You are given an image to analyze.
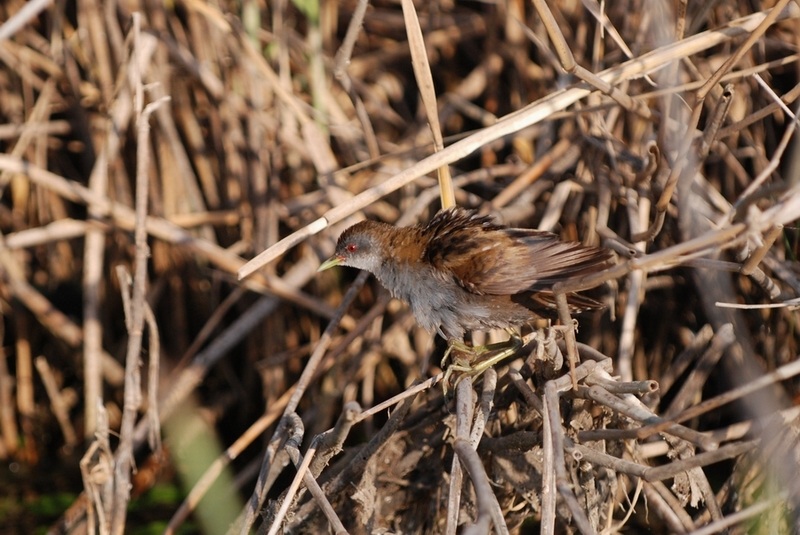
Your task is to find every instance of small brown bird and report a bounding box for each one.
[319,207,613,343]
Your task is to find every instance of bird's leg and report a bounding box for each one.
[440,339,473,370]
[441,330,523,396]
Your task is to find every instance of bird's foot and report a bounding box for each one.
[441,333,523,397]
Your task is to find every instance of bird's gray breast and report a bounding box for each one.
[376,260,465,338]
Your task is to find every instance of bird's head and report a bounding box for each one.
[318,220,388,275]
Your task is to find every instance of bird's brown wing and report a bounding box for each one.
[425,208,613,295]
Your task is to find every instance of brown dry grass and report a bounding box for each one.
[1,0,800,534]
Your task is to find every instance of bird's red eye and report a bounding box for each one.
[346,243,358,253]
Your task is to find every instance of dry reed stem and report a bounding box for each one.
[0,1,799,533]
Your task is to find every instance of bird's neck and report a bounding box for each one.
[382,226,427,263]
[371,226,428,293]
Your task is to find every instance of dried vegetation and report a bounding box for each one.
[1,0,800,533]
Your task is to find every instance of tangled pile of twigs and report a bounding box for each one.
[1,0,800,533]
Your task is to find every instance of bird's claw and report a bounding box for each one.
[441,334,524,398]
